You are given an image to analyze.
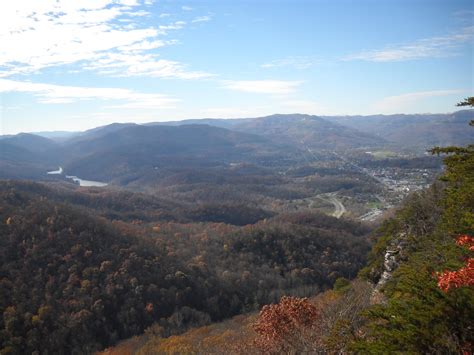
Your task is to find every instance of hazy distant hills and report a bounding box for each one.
[27,130,79,142]
[329,110,474,150]
[0,143,47,179]
[152,110,473,151]
[54,114,390,183]
[231,114,386,151]
[0,134,61,179]
[0,141,44,164]
[1,110,472,183]
[66,124,272,157]
[64,122,139,146]
[151,114,386,151]
[0,133,58,152]
[61,124,302,181]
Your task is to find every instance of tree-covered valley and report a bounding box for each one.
[2,0,473,352]
[103,100,474,354]
[0,180,370,353]
[0,107,472,354]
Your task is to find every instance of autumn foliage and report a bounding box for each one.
[456,234,474,251]
[437,235,474,292]
[253,296,320,353]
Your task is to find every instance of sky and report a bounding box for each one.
[0,0,473,134]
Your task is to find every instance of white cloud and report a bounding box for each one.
[372,90,464,113]
[182,6,193,11]
[261,56,316,69]
[0,1,210,79]
[159,13,171,18]
[0,78,179,109]
[221,80,303,94]
[158,21,187,34]
[345,26,474,62]
[192,16,212,23]
[83,53,212,79]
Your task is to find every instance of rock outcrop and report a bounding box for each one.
[371,232,407,304]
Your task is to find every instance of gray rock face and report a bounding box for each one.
[383,249,400,272]
[371,233,406,304]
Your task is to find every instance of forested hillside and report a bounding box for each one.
[330,110,474,151]
[102,102,473,354]
[0,180,370,353]
[1,113,470,354]
[2,0,473,352]
[352,118,474,353]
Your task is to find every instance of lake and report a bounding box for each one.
[46,166,108,187]
[65,175,108,187]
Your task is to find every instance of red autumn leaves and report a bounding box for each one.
[253,296,320,353]
[456,234,474,251]
[251,236,473,353]
[437,234,474,292]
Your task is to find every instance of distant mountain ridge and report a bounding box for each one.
[146,114,386,153]
[1,110,472,183]
[61,123,301,181]
[0,133,58,153]
[148,110,473,151]
[231,114,386,150]
[328,109,474,150]
[0,134,61,179]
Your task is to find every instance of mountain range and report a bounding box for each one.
[1,111,472,184]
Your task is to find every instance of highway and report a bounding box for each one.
[316,193,346,218]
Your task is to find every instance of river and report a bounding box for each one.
[47,166,63,175]
[65,175,108,187]
[46,167,108,187]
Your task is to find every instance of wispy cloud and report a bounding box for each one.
[157,21,187,33]
[372,89,464,113]
[83,53,213,79]
[192,16,212,23]
[344,26,474,62]
[221,80,303,94]
[0,79,179,109]
[261,56,317,69]
[182,6,193,11]
[0,1,211,79]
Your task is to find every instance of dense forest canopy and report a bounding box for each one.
[0,100,472,354]
[1,0,473,351]
[102,99,473,354]
[0,179,370,353]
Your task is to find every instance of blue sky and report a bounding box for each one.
[0,0,472,134]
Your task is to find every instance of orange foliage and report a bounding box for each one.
[437,258,474,292]
[456,234,474,251]
[437,234,474,292]
[253,296,320,353]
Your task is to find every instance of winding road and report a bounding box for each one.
[316,193,346,218]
